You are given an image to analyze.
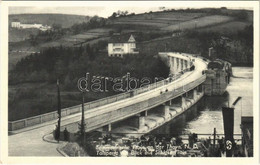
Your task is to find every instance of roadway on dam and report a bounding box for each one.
[8,54,207,156]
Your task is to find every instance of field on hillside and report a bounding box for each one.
[9,41,40,70]
[197,21,252,34]
[9,51,33,70]
[9,14,92,44]
[40,30,110,48]
[111,11,206,28]
[138,36,202,56]
[161,15,234,31]
[8,28,111,70]
[8,9,253,70]
[87,28,113,34]
[9,28,39,42]
[9,14,90,28]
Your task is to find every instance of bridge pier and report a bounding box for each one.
[185,60,188,69]
[186,89,197,99]
[170,95,186,113]
[162,101,171,120]
[169,57,173,73]
[140,110,148,117]
[103,124,112,133]
[162,52,193,76]
[170,57,178,75]
[198,84,203,93]
[181,59,184,71]
[178,58,182,72]
[171,96,185,107]
[174,58,178,74]
[179,59,182,71]
[193,89,198,98]
[128,115,145,129]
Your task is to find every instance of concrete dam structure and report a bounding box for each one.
[9,52,219,138]
[203,59,232,96]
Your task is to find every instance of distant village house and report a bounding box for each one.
[108,34,139,57]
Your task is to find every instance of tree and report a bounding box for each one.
[109,12,117,19]
[52,23,62,31]
[55,58,67,79]
[29,34,38,46]
[64,75,74,90]
[236,10,248,20]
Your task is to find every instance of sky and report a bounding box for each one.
[9,3,252,18]
[9,6,166,17]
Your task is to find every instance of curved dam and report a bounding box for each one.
[8,52,208,140]
[108,52,208,137]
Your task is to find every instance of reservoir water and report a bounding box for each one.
[150,67,253,137]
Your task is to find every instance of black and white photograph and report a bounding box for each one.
[0,1,259,163]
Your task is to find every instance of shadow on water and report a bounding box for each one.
[150,92,230,136]
[203,92,230,111]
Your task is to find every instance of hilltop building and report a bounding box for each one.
[108,34,139,57]
[11,22,51,31]
[11,22,21,28]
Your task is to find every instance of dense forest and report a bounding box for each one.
[139,24,253,66]
[10,45,169,86]
[9,46,169,120]
[185,25,253,66]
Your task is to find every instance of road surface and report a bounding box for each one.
[8,54,207,156]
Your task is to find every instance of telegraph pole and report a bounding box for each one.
[79,91,86,145]
[78,72,88,145]
[56,79,61,142]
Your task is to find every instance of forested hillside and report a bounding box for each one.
[9,45,169,121]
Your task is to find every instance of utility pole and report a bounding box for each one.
[56,79,61,142]
[78,72,88,145]
[79,91,86,145]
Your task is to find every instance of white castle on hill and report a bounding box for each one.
[11,22,51,31]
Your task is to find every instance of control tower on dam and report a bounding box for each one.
[203,59,232,96]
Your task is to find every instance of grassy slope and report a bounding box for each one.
[109,11,206,28]
[161,15,234,31]
[8,9,253,121]
[9,28,39,42]
[196,21,252,34]
[9,14,91,43]
[9,40,41,70]
[9,9,253,70]
[9,14,90,28]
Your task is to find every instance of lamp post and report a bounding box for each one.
[80,91,86,145]
[78,72,89,145]
[56,79,61,142]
